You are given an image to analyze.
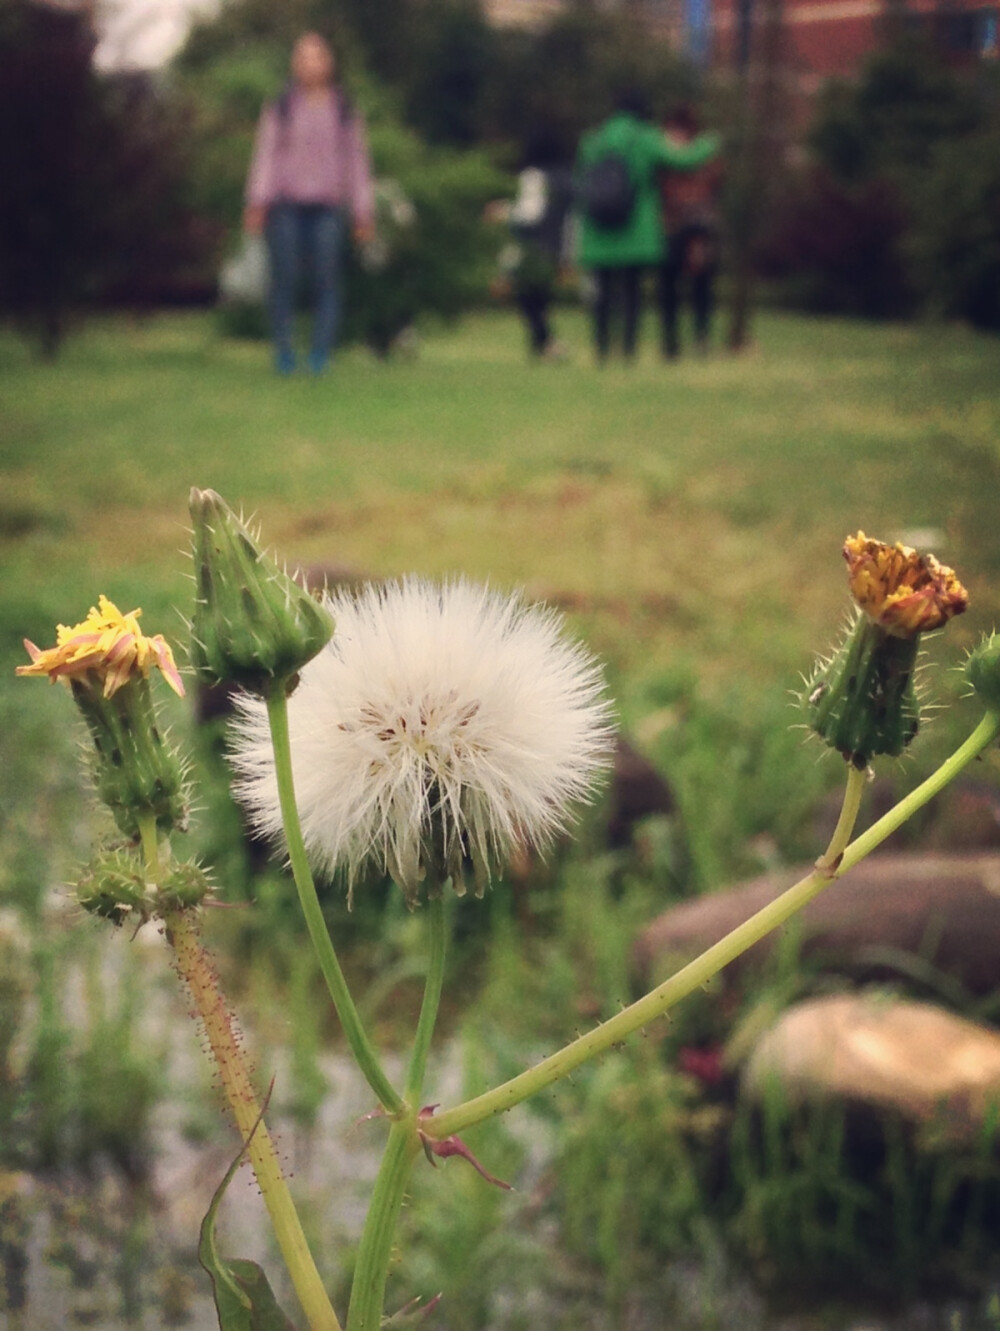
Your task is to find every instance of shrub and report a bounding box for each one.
[758,168,916,319]
[910,129,1000,331]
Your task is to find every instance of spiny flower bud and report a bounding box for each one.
[188,488,335,693]
[966,632,1000,713]
[805,532,969,767]
[806,614,920,767]
[77,846,213,927]
[16,596,188,837]
[72,674,188,838]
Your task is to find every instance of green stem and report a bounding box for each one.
[839,711,1000,871]
[405,894,447,1104]
[137,811,161,880]
[816,761,867,872]
[426,710,1000,1141]
[346,1118,420,1331]
[266,685,403,1116]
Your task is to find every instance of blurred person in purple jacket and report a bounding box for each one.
[243,32,375,374]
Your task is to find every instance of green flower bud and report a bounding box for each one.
[77,848,149,926]
[188,488,334,693]
[72,674,188,838]
[805,612,920,768]
[966,632,1000,713]
[77,847,213,927]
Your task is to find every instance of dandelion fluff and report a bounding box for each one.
[229,579,614,904]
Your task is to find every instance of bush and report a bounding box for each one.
[765,36,1000,329]
[910,129,1000,331]
[758,168,915,318]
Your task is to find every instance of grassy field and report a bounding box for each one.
[5,306,1000,1327]
[3,303,1000,897]
[4,306,1000,881]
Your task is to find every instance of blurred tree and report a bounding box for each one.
[402,0,496,146]
[762,34,1000,327]
[0,1,214,358]
[810,34,982,186]
[484,7,698,161]
[910,126,1000,330]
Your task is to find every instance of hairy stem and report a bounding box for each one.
[426,711,1000,1140]
[266,685,403,1115]
[165,909,341,1331]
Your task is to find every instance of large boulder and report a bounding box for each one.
[743,992,1000,1137]
[634,851,1000,997]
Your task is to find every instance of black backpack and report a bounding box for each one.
[578,152,636,229]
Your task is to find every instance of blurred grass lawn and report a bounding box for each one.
[3,305,1000,895]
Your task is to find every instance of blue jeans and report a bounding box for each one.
[265,202,346,370]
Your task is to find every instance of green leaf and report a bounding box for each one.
[198,1116,298,1331]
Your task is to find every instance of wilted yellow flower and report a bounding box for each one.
[844,532,968,639]
[17,595,184,698]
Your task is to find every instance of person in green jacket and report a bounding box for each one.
[576,91,720,362]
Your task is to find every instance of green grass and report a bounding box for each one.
[3,306,1000,884]
[5,305,1000,1323]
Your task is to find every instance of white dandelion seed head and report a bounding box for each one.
[229,578,615,906]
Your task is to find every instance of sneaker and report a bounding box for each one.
[307,349,330,375]
[275,348,296,376]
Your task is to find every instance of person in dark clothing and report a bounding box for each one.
[503,131,575,359]
[657,104,723,359]
[576,91,719,363]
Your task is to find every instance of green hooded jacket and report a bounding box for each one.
[576,112,720,268]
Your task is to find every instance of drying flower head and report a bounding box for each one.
[188,487,334,693]
[17,597,188,837]
[230,579,613,906]
[844,532,968,638]
[806,533,969,767]
[16,594,184,698]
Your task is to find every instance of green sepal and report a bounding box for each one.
[966,632,1000,714]
[189,488,334,693]
[71,674,187,838]
[77,846,213,926]
[806,611,920,766]
[198,1121,297,1331]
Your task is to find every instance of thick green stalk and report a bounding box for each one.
[405,895,447,1104]
[425,711,1000,1141]
[346,1118,420,1331]
[266,685,403,1115]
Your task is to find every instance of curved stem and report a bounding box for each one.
[816,761,867,872]
[405,895,447,1104]
[425,710,1000,1141]
[166,909,342,1331]
[839,712,1000,871]
[346,1118,420,1331]
[266,685,403,1116]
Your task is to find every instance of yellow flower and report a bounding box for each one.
[17,595,185,698]
[843,531,969,639]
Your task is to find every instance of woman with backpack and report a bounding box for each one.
[576,91,719,363]
[243,32,374,375]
